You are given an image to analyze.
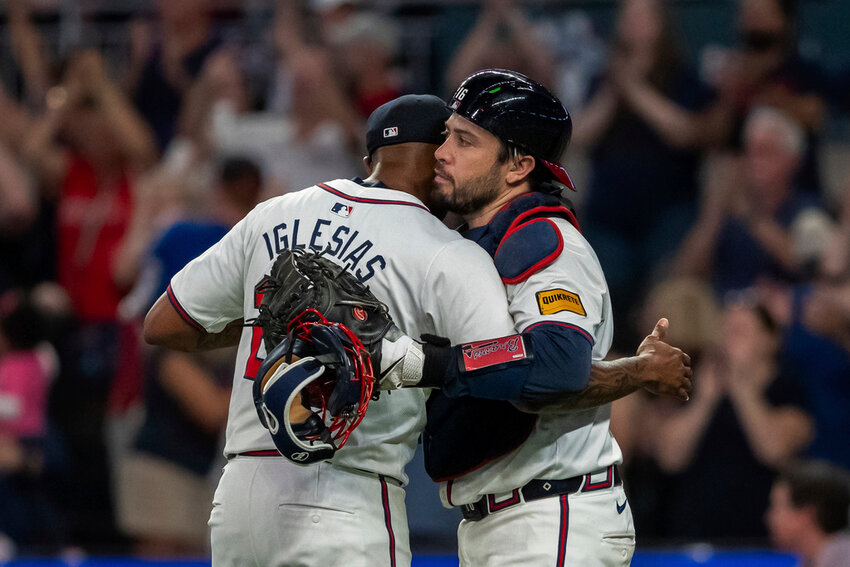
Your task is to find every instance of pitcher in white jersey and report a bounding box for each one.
[144,94,523,566]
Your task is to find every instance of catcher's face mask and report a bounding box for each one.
[253,312,376,465]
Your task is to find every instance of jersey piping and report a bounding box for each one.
[317,182,430,211]
[167,284,205,331]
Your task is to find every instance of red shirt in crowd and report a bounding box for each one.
[57,156,134,322]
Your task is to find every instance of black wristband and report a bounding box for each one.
[420,334,453,388]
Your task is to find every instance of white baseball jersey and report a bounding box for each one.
[170,178,516,481]
[169,178,517,565]
[445,214,633,567]
[442,216,620,506]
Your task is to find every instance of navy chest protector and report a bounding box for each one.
[423,192,580,481]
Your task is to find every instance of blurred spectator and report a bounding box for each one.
[0,141,37,240]
[116,346,231,557]
[121,157,263,320]
[707,0,830,194]
[758,280,850,471]
[15,47,158,547]
[444,0,556,95]
[766,460,850,567]
[610,277,720,540]
[820,177,850,281]
[0,290,61,550]
[126,0,221,150]
[115,157,259,557]
[535,11,606,115]
[571,0,716,350]
[649,292,813,543]
[5,0,51,112]
[327,9,403,117]
[18,47,158,315]
[0,3,61,293]
[220,0,363,194]
[675,106,824,294]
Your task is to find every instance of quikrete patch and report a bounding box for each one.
[536,289,586,316]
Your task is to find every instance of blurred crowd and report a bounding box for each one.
[0,0,849,561]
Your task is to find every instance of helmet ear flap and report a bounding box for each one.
[260,356,337,464]
[253,337,294,429]
[253,320,376,465]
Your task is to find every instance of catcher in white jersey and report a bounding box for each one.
[144,93,690,566]
[428,69,636,566]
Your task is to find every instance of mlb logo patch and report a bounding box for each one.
[331,202,353,217]
[383,126,398,138]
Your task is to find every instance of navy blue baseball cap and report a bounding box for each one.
[366,94,451,156]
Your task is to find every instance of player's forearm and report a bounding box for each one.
[517,357,641,413]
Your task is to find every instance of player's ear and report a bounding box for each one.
[363,155,373,175]
[505,154,536,186]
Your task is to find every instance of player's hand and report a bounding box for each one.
[636,318,693,401]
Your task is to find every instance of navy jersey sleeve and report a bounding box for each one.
[439,323,592,403]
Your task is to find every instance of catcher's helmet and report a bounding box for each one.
[253,315,375,465]
[448,69,574,190]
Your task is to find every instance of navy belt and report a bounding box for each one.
[460,465,622,522]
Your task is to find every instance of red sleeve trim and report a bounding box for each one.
[167,284,206,332]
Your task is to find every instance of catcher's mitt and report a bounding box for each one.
[254,248,394,367]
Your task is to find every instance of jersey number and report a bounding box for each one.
[243,288,265,380]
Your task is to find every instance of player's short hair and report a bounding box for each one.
[495,141,554,191]
[777,460,850,534]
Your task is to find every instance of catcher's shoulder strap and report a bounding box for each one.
[491,192,581,285]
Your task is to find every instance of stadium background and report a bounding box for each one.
[0,0,849,565]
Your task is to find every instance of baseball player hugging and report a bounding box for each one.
[145,84,691,566]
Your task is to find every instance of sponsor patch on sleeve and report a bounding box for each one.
[536,289,586,316]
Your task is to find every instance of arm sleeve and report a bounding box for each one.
[435,323,592,402]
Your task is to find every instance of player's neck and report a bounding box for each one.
[464,184,531,229]
[366,153,434,205]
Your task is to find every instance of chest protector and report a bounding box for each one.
[423,192,580,481]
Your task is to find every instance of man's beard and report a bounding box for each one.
[431,167,503,217]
